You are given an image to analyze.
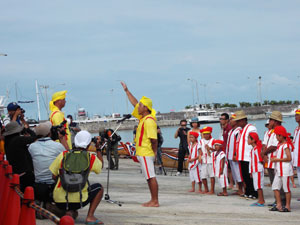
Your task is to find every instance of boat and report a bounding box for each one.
[183,104,219,124]
[120,142,188,168]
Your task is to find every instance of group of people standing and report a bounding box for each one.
[176,109,300,213]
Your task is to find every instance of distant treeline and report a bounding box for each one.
[185,100,300,109]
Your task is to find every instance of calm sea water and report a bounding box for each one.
[96,117,298,148]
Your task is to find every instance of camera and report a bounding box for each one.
[20,108,25,114]
[50,120,67,141]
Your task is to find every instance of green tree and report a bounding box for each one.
[294,100,300,104]
[253,102,261,107]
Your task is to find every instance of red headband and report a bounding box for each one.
[190,131,199,138]
[274,126,294,150]
[249,132,262,150]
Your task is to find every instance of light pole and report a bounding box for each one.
[187,78,195,106]
[199,83,207,105]
[187,78,200,105]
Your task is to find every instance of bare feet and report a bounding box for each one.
[201,190,208,194]
[142,200,159,207]
[293,183,297,188]
[217,192,228,196]
[188,189,195,192]
[207,191,215,195]
[197,190,203,194]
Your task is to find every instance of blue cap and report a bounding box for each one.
[7,102,20,111]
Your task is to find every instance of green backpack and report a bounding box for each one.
[59,150,90,209]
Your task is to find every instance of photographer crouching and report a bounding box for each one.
[99,127,121,170]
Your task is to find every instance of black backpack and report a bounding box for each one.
[59,150,90,209]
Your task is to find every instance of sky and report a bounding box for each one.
[0,0,300,120]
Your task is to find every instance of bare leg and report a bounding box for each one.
[291,176,296,188]
[228,169,234,189]
[274,190,282,210]
[142,177,159,207]
[285,192,291,210]
[197,182,203,193]
[208,177,215,194]
[189,181,195,192]
[86,188,104,223]
[202,179,209,193]
[257,189,265,204]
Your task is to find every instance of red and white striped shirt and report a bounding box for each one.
[226,127,241,160]
[212,151,227,178]
[199,138,214,164]
[275,143,293,177]
[249,146,264,173]
[262,129,278,169]
[293,126,300,167]
[236,124,257,162]
[188,143,200,170]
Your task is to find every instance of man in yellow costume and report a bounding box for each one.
[121,81,159,207]
[49,90,72,150]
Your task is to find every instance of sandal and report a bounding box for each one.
[250,202,264,207]
[85,219,104,224]
[217,192,228,196]
[269,206,280,211]
[279,207,291,212]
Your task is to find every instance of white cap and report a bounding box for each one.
[265,119,270,125]
[74,130,92,148]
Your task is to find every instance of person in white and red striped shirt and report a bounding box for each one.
[293,109,300,188]
[226,113,243,195]
[198,127,215,194]
[233,110,258,199]
[187,131,202,193]
[248,132,265,207]
[212,140,228,196]
[270,126,293,212]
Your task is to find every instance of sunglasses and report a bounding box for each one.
[219,118,226,120]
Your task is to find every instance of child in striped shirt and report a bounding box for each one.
[188,131,202,193]
[270,126,293,212]
[248,132,265,206]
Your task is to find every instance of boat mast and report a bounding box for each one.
[258,76,262,106]
[35,80,41,121]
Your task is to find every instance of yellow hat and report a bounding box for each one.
[132,96,156,120]
[49,90,67,112]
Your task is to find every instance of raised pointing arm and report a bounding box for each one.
[121,81,138,107]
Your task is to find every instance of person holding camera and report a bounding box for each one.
[3,121,38,191]
[3,102,29,128]
[67,115,81,148]
[28,121,65,214]
[49,90,71,150]
[99,128,121,170]
[174,119,190,176]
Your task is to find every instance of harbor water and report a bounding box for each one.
[96,116,298,148]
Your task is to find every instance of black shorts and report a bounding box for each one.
[56,183,102,210]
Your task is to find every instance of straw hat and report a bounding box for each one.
[2,121,24,136]
[232,110,247,121]
[269,111,283,122]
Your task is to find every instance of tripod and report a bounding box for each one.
[99,122,124,207]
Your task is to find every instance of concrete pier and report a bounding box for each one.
[37,158,300,225]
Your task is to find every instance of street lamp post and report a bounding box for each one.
[187,78,200,105]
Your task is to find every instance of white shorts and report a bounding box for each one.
[189,166,201,183]
[229,160,243,183]
[217,174,228,188]
[137,156,156,180]
[201,163,214,179]
[252,171,264,191]
[272,175,291,193]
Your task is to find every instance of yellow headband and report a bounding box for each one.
[49,90,67,112]
[131,96,156,120]
[296,109,300,115]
